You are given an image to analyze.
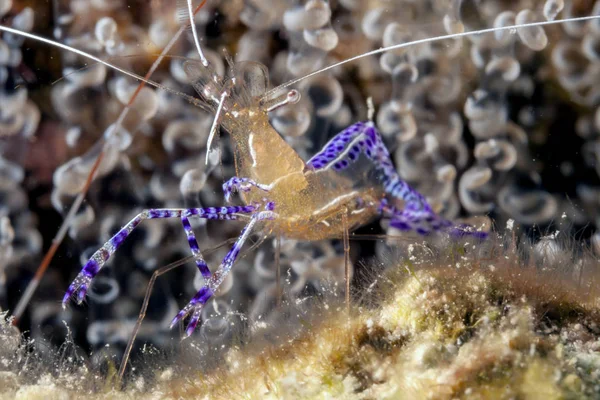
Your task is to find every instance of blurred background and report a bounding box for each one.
[0,0,599,377]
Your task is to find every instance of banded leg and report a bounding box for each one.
[62,205,256,306]
[223,177,272,203]
[309,121,488,238]
[181,216,211,280]
[380,199,488,238]
[307,121,430,211]
[170,204,277,337]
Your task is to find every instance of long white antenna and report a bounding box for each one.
[0,25,207,107]
[3,15,599,109]
[263,15,600,99]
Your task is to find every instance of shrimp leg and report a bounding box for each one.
[62,205,256,306]
[223,177,272,203]
[170,203,277,337]
[308,122,487,237]
[181,216,211,280]
[380,199,488,238]
[308,121,429,210]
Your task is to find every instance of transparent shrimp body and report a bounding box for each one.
[225,110,385,240]
[55,35,490,339]
[58,56,488,338]
[189,61,386,240]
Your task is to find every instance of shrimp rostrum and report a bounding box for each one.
[59,49,489,337]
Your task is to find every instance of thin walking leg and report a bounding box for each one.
[116,237,236,386]
[63,205,256,306]
[170,206,276,337]
[342,211,350,312]
[181,216,211,280]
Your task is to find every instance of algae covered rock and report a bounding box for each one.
[156,263,600,399]
[1,257,599,399]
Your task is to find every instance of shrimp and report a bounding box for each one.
[1,3,598,364]
[48,6,517,339]
[65,64,486,338]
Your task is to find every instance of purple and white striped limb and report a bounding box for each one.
[309,121,487,238]
[307,121,430,212]
[170,207,277,337]
[62,205,256,307]
[380,199,488,238]
[181,216,211,280]
[223,177,272,203]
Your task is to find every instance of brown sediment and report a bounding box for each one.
[1,239,599,399]
[152,244,600,399]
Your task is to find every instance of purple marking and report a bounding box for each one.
[178,277,228,336]
[450,227,489,239]
[82,259,100,277]
[192,286,213,304]
[62,290,72,305]
[110,229,127,248]
[416,228,429,236]
[187,237,199,251]
[76,285,87,303]
[181,216,212,280]
[64,203,262,309]
[366,127,378,142]
[473,231,489,239]
[391,220,411,231]
[186,313,201,337]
